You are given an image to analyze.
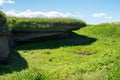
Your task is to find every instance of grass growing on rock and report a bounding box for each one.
[7,17,86,31]
[0,22,120,80]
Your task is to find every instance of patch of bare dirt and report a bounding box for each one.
[74,51,93,56]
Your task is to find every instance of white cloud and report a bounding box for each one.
[92,13,113,19]
[5,10,75,18]
[104,16,113,19]
[0,0,14,4]
[92,13,107,18]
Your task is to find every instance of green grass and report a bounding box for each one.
[7,17,86,31]
[0,22,120,80]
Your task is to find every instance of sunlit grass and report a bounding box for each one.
[0,22,120,80]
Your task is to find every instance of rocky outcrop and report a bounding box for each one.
[0,36,10,64]
[0,12,87,64]
[0,25,85,64]
[0,11,10,64]
[10,26,79,43]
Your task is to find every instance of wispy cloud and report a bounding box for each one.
[4,10,82,18]
[104,16,113,19]
[0,0,14,4]
[92,13,113,19]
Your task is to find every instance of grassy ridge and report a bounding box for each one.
[87,23,120,37]
[0,22,120,80]
[7,17,86,31]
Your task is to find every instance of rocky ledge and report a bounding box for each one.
[9,26,82,44]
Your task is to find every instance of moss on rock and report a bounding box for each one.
[0,11,8,33]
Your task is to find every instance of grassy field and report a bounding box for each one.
[0,22,120,80]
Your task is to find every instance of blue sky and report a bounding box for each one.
[0,0,120,24]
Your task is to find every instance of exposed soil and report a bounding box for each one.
[74,51,93,55]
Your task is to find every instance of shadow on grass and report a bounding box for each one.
[16,32,97,50]
[0,32,96,75]
[0,49,28,75]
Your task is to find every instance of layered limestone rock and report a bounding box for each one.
[0,11,10,64]
[10,26,79,42]
[8,18,86,45]
[0,36,10,64]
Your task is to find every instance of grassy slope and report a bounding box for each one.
[0,22,120,80]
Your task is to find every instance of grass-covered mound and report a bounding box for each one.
[0,22,120,80]
[8,17,86,32]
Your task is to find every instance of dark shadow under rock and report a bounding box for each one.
[15,32,97,50]
[0,49,28,75]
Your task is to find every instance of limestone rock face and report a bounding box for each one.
[0,36,10,64]
[12,32,63,41]
[10,26,74,42]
